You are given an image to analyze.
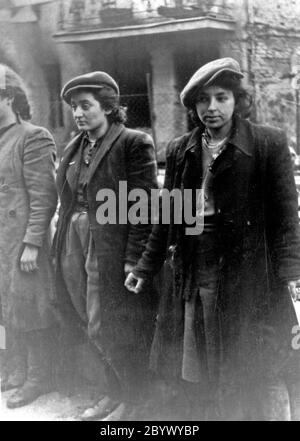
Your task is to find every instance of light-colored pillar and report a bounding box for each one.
[57,42,92,136]
[150,44,187,162]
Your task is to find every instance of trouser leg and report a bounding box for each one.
[195,258,220,417]
[85,234,101,341]
[6,328,54,408]
[82,221,123,400]
[61,213,89,324]
[61,212,103,336]
[199,281,220,388]
[1,328,27,391]
[62,213,123,413]
[26,329,53,386]
[180,238,221,419]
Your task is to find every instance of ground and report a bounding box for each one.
[0,376,201,421]
[0,383,97,421]
[0,344,106,422]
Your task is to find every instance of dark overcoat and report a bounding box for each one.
[0,122,57,331]
[54,122,158,383]
[134,115,300,385]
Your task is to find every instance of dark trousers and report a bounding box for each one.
[182,243,220,388]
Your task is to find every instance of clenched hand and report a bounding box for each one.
[20,244,39,272]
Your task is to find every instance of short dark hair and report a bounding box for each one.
[74,86,127,124]
[0,64,31,120]
[188,74,253,125]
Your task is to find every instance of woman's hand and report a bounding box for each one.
[124,262,134,276]
[124,272,145,294]
[20,244,39,272]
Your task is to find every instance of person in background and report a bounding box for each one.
[54,71,158,421]
[125,58,300,420]
[289,145,299,170]
[0,64,57,408]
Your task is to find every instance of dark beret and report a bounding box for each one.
[61,71,119,103]
[180,57,244,107]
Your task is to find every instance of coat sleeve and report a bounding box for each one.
[265,129,300,282]
[22,127,58,247]
[132,140,177,278]
[125,131,158,265]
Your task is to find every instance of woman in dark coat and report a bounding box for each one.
[0,64,58,408]
[54,71,158,421]
[125,58,300,420]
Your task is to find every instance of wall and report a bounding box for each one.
[244,0,300,143]
[0,1,66,150]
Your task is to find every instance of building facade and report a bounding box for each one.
[1,0,300,160]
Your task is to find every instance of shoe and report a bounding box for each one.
[101,402,133,421]
[1,374,25,392]
[80,396,120,421]
[6,380,51,409]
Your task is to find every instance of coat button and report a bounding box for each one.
[247,220,251,226]
[1,184,9,192]
[8,209,16,217]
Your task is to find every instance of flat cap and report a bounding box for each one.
[61,71,119,103]
[180,57,244,107]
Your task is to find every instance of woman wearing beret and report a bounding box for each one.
[0,64,58,408]
[54,71,158,420]
[125,58,300,420]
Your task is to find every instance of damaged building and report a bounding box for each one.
[0,0,300,159]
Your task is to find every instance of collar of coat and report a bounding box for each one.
[57,122,124,189]
[176,114,254,166]
[171,115,256,189]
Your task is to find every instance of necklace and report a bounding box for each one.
[202,128,229,148]
[202,131,228,160]
[207,137,227,149]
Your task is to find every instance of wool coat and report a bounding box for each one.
[0,122,57,331]
[54,122,158,387]
[133,115,300,386]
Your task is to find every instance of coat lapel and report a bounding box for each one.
[175,116,254,184]
[85,123,124,185]
[56,133,84,195]
[176,127,201,167]
[211,144,236,178]
[211,115,254,179]
[174,127,202,189]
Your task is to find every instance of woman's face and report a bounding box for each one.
[195,85,235,131]
[0,96,8,122]
[0,95,15,127]
[70,91,110,133]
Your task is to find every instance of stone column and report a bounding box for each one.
[149,43,187,162]
[57,42,92,136]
